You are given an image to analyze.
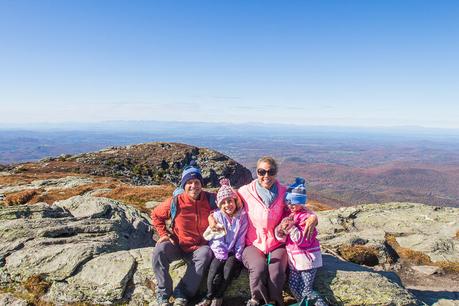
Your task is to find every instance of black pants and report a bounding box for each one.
[206,254,243,299]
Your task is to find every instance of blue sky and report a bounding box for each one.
[1,1,458,128]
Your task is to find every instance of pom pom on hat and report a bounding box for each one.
[180,160,203,188]
[216,178,237,206]
[285,177,307,205]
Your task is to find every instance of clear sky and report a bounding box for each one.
[1,0,458,128]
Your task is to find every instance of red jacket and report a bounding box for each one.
[151,191,213,253]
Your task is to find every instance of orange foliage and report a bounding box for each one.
[4,189,38,206]
[385,233,432,266]
[437,261,459,273]
[29,183,118,205]
[23,275,50,298]
[307,199,334,211]
[338,245,380,266]
[98,184,175,213]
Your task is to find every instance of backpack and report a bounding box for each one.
[167,188,218,232]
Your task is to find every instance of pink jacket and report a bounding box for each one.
[275,209,322,270]
[238,180,288,254]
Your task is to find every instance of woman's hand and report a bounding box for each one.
[300,214,318,240]
[281,216,294,233]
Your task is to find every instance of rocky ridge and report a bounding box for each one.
[31,142,253,187]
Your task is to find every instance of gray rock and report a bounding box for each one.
[160,254,417,306]
[0,293,28,306]
[54,195,113,218]
[1,199,431,305]
[1,196,153,290]
[145,200,161,209]
[0,176,93,194]
[315,254,418,305]
[317,202,459,263]
[6,239,98,281]
[45,251,136,304]
[411,265,443,275]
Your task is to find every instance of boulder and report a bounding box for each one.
[317,202,459,264]
[45,251,136,304]
[0,196,154,304]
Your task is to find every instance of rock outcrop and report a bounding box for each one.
[317,202,459,265]
[0,196,155,304]
[25,142,253,188]
[0,195,431,305]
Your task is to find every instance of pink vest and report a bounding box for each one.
[238,180,287,254]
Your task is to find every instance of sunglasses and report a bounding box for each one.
[257,168,277,176]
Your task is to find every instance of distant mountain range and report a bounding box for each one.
[1,122,458,208]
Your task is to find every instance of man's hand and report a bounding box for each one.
[157,235,175,244]
[300,214,318,240]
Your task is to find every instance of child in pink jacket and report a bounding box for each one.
[275,178,327,306]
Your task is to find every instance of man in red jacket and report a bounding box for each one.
[151,164,214,306]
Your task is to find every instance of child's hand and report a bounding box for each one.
[208,213,219,230]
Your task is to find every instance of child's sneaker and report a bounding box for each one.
[211,298,223,306]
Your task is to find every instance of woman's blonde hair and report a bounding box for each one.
[256,156,278,172]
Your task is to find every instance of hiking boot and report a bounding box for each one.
[211,298,223,306]
[173,297,188,306]
[246,299,260,306]
[196,298,212,306]
[156,296,170,306]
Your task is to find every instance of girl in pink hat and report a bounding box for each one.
[197,179,248,306]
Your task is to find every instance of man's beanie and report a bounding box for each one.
[285,177,307,205]
[180,160,203,189]
[216,178,238,206]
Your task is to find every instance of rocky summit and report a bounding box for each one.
[0,143,458,305]
[0,196,425,306]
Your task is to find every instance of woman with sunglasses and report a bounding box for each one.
[210,156,317,306]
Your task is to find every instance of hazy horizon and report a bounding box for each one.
[1,119,459,132]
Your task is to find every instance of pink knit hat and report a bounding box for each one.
[216,178,237,206]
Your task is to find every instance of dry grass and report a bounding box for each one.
[0,283,91,306]
[14,274,53,305]
[30,182,119,205]
[338,244,380,266]
[456,230,459,239]
[1,170,177,214]
[23,275,50,297]
[98,184,175,213]
[385,233,433,265]
[308,199,334,211]
[4,189,39,206]
[437,261,459,273]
